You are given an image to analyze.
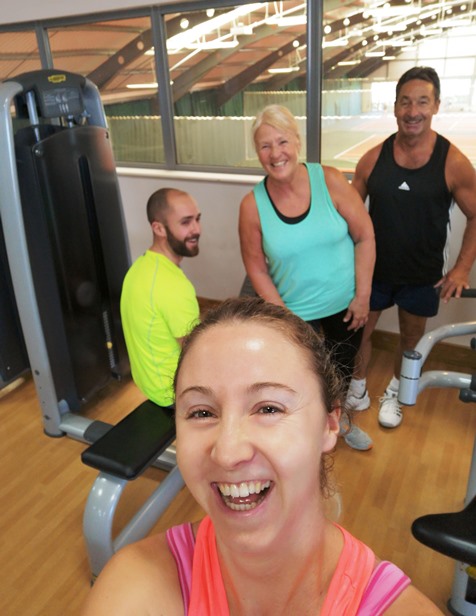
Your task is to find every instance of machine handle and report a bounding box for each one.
[453,288,476,298]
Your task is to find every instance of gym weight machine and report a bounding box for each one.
[399,291,476,616]
[0,69,183,580]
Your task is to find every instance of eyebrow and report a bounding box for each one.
[248,381,298,396]
[177,381,298,399]
[400,94,430,102]
[180,213,200,223]
[177,385,212,399]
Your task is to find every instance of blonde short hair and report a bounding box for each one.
[252,104,301,148]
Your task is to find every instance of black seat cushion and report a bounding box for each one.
[81,400,176,480]
[412,495,476,566]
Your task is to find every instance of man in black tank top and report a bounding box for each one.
[347,66,476,429]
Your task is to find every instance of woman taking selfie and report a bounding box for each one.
[82,297,441,615]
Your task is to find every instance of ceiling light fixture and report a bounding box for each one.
[184,39,239,50]
[347,29,363,37]
[268,66,300,74]
[167,3,263,52]
[386,39,413,47]
[230,25,254,35]
[266,15,307,26]
[420,26,443,35]
[126,83,158,89]
[323,37,349,47]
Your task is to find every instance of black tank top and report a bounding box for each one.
[367,133,453,285]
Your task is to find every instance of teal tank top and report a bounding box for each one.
[253,163,355,321]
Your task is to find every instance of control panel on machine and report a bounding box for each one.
[13,70,87,120]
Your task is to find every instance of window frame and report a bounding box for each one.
[0,0,322,175]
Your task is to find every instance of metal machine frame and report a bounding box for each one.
[400,315,476,616]
[0,69,182,580]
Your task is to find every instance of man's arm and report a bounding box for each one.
[351,144,382,202]
[438,144,476,301]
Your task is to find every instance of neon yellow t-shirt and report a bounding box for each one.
[120,251,199,406]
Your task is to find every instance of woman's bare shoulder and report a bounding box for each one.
[81,533,184,616]
[240,189,258,212]
[383,583,444,615]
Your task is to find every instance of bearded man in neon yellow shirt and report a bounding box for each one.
[121,188,201,407]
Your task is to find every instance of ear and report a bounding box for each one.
[322,406,341,453]
[151,219,166,239]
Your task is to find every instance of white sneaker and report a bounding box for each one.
[346,390,370,412]
[378,391,403,428]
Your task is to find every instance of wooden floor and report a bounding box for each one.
[1,343,475,615]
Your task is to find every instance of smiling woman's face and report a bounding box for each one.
[174,320,339,552]
[254,123,301,181]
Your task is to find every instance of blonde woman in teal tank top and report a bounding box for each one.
[239,105,376,451]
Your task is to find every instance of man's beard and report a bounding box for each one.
[164,225,200,257]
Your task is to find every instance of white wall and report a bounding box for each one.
[117,168,259,299]
[117,168,476,349]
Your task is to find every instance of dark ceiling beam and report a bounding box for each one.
[324,1,473,79]
[214,33,307,108]
[172,23,280,102]
[256,11,371,90]
[322,41,364,75]
[172,47,239,102]
[264,66,306,90]
[87,29,153,89]
[87,11,226,90]
[345,25,444,78]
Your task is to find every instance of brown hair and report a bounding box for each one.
[396,66,440,102]
[146,187,188,224]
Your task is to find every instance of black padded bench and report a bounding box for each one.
[412,495,476,566]
[81,399,176,480]
[81,399,183,580]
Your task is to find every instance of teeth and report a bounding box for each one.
[227,501,259,511]
[217,480,271,497]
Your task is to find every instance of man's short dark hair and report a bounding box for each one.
[395,66,440,102]
[147,188,186,224]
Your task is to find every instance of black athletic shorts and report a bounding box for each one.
[370,281,440,317]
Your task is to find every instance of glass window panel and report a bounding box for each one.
[48,16,165,164]
[440,77,472,112]
[417,38,447,59]
[0,31,41,82]
[447,32,476,57]
[321,0,476,170]
[443,59,474,78]
[164,1,307,168]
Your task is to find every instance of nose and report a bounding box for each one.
[211,417,254,470]
[191,219,201,236]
